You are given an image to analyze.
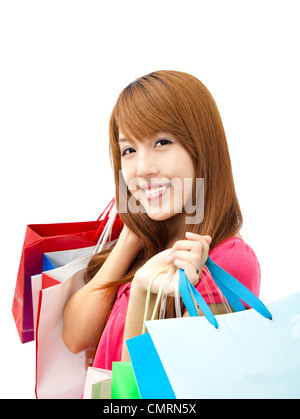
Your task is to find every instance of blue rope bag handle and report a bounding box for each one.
[179,256,272,329]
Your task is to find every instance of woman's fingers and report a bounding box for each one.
[165,249,200,272]
[172,258,200,285]
[152,249,201,292]
[165,233,212,285]
[186,232,212,245]
[165,236,210,265]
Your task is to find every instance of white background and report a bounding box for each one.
[1,0,299,398]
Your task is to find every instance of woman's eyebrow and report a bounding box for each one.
[118,137,138,146]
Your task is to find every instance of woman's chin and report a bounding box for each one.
[146,211,174,222]
[132,197,183,222]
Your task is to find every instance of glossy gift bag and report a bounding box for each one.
[12,198,120,343]
[127,257,300,399]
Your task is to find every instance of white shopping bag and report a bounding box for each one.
[127,259,300,399]
[35,206,119,399]
[31,246,97,339]
[35,253,93,399]
[83,367,112,399]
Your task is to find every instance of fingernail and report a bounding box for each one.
[205,235,212,243]
[185,232,194,238]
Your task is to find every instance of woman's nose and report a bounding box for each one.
[136,153,160,179]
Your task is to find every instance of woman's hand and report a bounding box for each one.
[121,232,212,361]
[165,232,212,284]
[133,247,177,294]
[133,232,212,295]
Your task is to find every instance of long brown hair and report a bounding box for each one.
[85,70,243,308]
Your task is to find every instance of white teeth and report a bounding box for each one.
[144,185,169,195]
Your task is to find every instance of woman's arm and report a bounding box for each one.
[121,276,158,362]
[62,226,142,354]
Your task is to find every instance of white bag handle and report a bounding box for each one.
[142,265,180,334]
[93,204,117,254]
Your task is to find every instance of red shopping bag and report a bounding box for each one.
[12,198,123,343]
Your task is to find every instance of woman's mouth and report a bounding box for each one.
[141,183,172,201]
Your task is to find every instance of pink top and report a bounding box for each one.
[93,236,261,370]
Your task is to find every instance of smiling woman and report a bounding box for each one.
[62,70,260,370]
[109,71,242,247]
[118,129,195,225]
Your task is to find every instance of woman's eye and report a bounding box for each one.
[121,139,172,157]
[121,147,135,157]
[156,138,172,147]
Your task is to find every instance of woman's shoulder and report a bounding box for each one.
[209,235,261,296]
[210,234,257,256]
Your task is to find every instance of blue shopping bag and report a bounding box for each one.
[43,254,56,271]
[127,257,300,399]
[126,332,176,399]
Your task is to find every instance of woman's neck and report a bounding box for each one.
[164,213,187,249]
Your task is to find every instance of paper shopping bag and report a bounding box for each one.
[127,258,300,399]
[83,367,112,399]
[144,292,300,399]
[12,197,122,343]
[126,332,175,399]
[43,246,97,271]
[92,380,112,399]
[111,362,141,399]
[35,253,94,399]
[35,205,121,399]
[31,245,103,340]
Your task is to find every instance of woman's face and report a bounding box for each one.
[119,130,195,222]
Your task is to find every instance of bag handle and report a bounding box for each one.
[92,197,118,244]
[93,203,118,254]
[96,197,116,221]
[179,256,272,329]
[142,265,179,334]
[159,265,181,320]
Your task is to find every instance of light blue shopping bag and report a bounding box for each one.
[127,257,300,399]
